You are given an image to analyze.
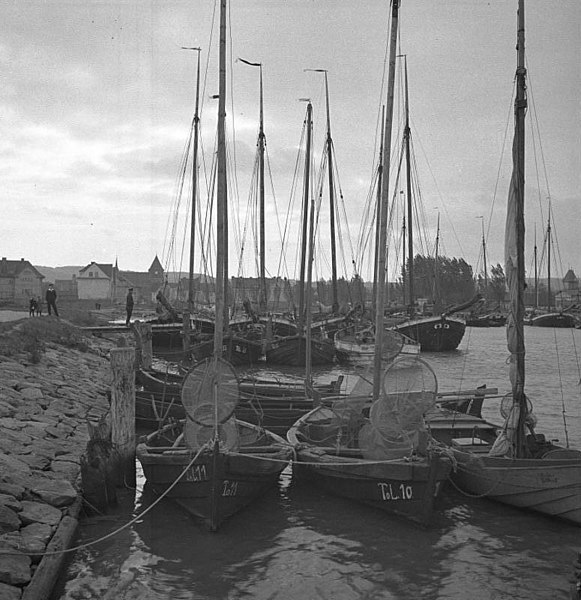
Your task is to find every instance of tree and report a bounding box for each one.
[489,264,506,305]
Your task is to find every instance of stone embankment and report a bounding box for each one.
[0,322,115,599]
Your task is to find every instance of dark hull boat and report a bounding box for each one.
[287,381,452,526]
[530,312,577,328]
[187,331,264,367]
[137,419,292,531]
[265,335,336,366]
[466,313,507,327]
[135,367,344,435]
[394,315,466,351]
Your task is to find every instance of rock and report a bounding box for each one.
[19,388,44,401]
[18,501,62,527]
[50,460,80,483]
[0,506,20,534]
[18,454,51,471]
[0,495,21,513]
[30,477,77,508]
[0,546,31,586]
[0,454,31,479]
[0,483,24,500]
[20,522,53,557]
[0,581,23,600]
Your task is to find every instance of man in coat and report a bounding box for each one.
[125,288,134,326]
[45,284,59,317]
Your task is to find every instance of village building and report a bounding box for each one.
[76,256,165,304]
[0,257,44,306]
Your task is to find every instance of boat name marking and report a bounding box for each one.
[185,464,208,482]
[222,480,238,496]
[378,483,413,501]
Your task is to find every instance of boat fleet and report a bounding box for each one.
[132,0,581,534]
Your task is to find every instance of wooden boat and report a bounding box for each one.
[137,408,292,531]
[429,0,581,525]
[334,323,420,363]
[136,2,291,531]
[466,312,507,327]
[287,2,451,526]
[135,366,344,435]
[264,100,336,367]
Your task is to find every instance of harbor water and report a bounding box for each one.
[55,326,581,600]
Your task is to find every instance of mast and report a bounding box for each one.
[402,55,414,317]
[213,0,227,358]
[372,105,386,315]
[240,58,267,312]
[373,0,400,400]
[434,212,440,307]
[323,71,339,314]
[546,207,552,311]
[477,215,488,297]
[297,101,313,345]
[506,0,527,456]
[306,68,339,313]
[534,225,538,309]
[185,47,202,314]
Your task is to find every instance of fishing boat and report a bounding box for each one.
[429,0,581,525]
[265,101,336,366]
[137,0,292,531]
[135,366,344,435]
[529,207,577,328]
[389,57,477,351]
[287,1,452,526]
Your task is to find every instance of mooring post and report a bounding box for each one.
[132,321,152,370]
[110,347,136,487]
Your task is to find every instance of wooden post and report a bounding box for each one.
[110,347,136,487]
[132,321,152,370]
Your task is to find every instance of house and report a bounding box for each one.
[0,258,45,306]
[76,256,165,304]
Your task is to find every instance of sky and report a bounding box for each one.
[2,0,580,285]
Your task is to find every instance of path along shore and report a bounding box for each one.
[0,316,117,599]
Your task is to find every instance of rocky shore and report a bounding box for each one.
[0,318,117,599]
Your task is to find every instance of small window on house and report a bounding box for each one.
[89,273,94,278]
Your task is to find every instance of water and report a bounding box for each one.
[55,327,581,600]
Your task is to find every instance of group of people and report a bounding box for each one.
[29,284,59,317]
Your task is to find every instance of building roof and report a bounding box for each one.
[563,268,578,283]
[78,262,114,278]
[0,258,45,280]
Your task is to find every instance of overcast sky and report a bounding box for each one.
[2,1,579,284]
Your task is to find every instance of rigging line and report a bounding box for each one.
[552,327,570,448]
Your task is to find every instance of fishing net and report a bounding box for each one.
[181,358,239,426]
[360,356,438,460]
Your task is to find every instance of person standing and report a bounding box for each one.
[125,288,134,326]
[29,297,37,317]
[35,296,43,316]
[45,284,59,317]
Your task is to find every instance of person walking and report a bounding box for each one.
[125,288,134,326]
[45,284,59,317]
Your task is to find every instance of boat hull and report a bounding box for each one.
[293,449,451,525]
[451,447,581,525]
[137,426,292,531]
[266,335,336,366]
[394,315,466,351]
[530,313,577,328]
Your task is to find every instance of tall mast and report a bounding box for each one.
[506,0,527,456]
[534,225,538,309]
[434,212,440,306]
[213,0,227,357]
[306,68,339,313]
[297,102,313,343]
[373,0,400,400]
[478,215,488,295]
[240,58,267,311]
[402,54,414,317]
[184,47,202,314]
[372,105,386,315]
[546,206,552,311]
